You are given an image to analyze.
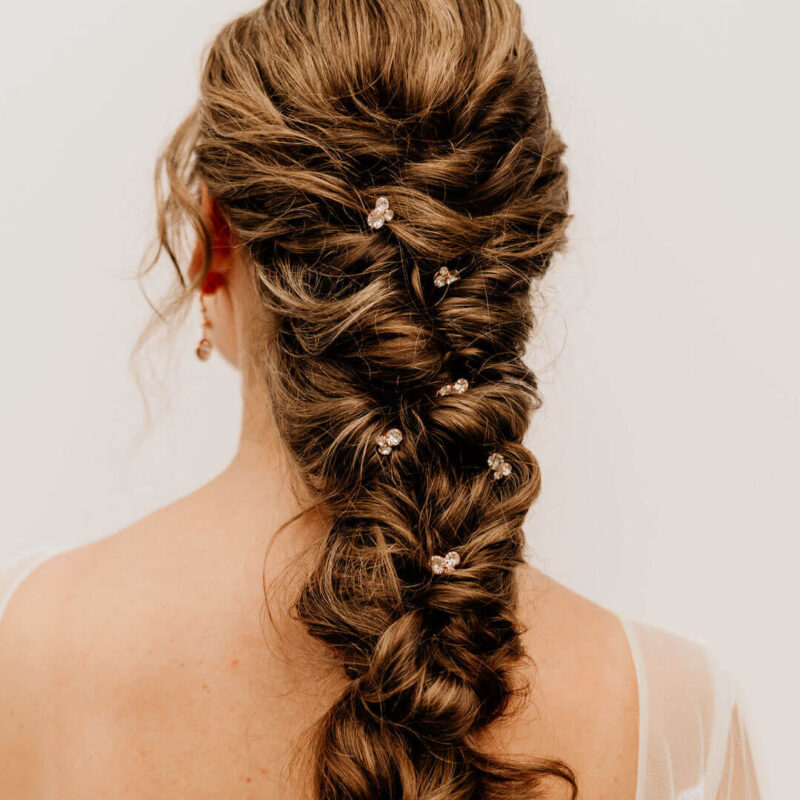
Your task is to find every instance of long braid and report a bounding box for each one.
[151,1,576,797]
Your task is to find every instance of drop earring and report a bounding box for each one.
[195,294,213,361]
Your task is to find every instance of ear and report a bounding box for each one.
[188,183,235,287]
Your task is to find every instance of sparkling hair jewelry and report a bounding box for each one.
[437,378,469,397]
[376,428,403,455]
[430,550,460,575]
[367,196,394,230]
[433,267,460,288]
[488,451,512,480]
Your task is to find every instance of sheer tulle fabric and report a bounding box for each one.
[0,551,767,799]
[621,618,765,799]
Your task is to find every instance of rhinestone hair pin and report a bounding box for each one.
[433,267,460,288]
[437,378,469,397]
[430,550,460,575]
[376,428,403,455]
[488,452,512,480]
[367,196,394,230]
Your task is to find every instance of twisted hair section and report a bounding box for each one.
[146,0,575,797]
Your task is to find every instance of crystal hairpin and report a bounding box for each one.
[430,550,460,575]
[436,378,469,397]
[433,267,460,288]
[376,428,403,455]
[367,196,394,230]
[488,452,512,480]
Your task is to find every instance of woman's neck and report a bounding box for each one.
[212,370,326,556]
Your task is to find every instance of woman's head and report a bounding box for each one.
[150,0,573,797]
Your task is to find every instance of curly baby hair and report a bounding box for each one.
[145,0,574,798]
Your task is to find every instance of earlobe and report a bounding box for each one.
[201,270,227,295]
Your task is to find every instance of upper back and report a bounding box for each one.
[0,502,759,800]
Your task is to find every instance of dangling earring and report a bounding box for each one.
[195,294,213,361]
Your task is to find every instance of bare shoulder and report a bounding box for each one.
[0,488,240,784]
[0,540,110,795]
[509,564,640,799]
[0,475,273,653]
[515,562,636,693]
[0,504,178,696]
[0,539,115,711]
[0,491,202,669]
[0,477,326,798]
[0,545,79,793]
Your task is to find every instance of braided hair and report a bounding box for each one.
[149,1,575,798]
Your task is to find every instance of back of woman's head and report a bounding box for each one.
[153,0,573,797]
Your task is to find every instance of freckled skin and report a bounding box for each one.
[0,503,639,800]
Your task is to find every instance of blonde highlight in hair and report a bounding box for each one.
[147,0,575,797]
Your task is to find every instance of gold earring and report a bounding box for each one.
[195,294,213,361]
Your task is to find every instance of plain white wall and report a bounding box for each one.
[1,0,796,795]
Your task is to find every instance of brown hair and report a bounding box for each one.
[146,0,575,797]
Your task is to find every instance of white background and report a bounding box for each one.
[1,1,796,795]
